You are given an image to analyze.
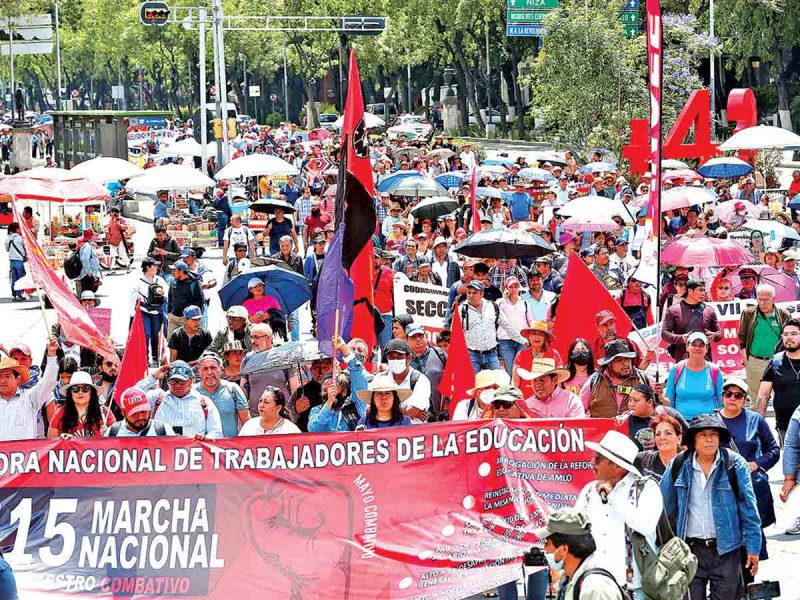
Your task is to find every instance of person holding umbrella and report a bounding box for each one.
[264,207,299,255]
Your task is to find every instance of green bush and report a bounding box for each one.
[265,112,283,127]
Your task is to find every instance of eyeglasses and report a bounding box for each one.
[491,400,515,409]
[722,391,746,400]
[251,333,272,340]
[72,385,92,393]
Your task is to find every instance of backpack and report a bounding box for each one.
[629,477,699,600]
[669,448,740,500]
[141,278,166,308]
[571,567,630,600]
[671,360,721,410]
[63,249,83,280]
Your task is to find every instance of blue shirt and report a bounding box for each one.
[665,364,723,421]
[154,199,173,220]
[508,192,533,221]
[685,451,719,539]
[195,380,249,438]
[281,183,301,205]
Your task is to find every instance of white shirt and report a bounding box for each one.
[393,368,431,423]
[460,151,476,172]
[0,357,58,441]
[496,297,531,341]
[224,225,254,247]
[131,274,169,315]
[239,417,301,436]
[575,473,662,589]
[451,398,485,421]
[431,257,450,287]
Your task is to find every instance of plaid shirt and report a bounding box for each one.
[295,195,314,227]
[488,264,526,289]
[375,198,390,224]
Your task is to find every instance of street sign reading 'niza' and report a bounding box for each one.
[506,0,558,8]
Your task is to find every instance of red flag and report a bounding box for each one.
[14,205,119,366]
[469,168,480,233]
[112,302,149,408]
[440,307,476,417]
[350,240,378,357]
[551,254,635,360]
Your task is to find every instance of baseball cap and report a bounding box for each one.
[687,331,709,345]
[534,256,553,265]
[533,508,592,539]
[433,236,448,247]
[247,277,264,289]
[504,276,521,289]
[480,215,492,224]
[171,260,190,274]
[121,388,151,417]
[594,310,615,326]
[467,280,485,292]
[167,361,193,382]
[226,305,249,319]
[384,339,411,355]
[180,248,196,258]
[183,305,202,320]
[9,343,31,357]
[406,324,425,337]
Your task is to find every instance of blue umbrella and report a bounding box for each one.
[484,158,515,166]
[218,265,311,314]
[435,172,466,189]
[578,161,616,174]
[697,156,753,179]
[376,170,422,192]
[518,167,555,181]
[383,177,447,197]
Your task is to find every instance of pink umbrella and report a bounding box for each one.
[662,169,702,183]
[725,265,797,302]
[713,199,762,224]
[561,215,621,233]
[660,186,717,212]
[0,169,109,203]
[662,235,753,266]
[307,128,331,141]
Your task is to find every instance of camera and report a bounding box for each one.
[523,547,547,567]
[748,581,780,600]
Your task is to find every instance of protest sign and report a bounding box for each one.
[0,418,616,599]
[393,273,450,329]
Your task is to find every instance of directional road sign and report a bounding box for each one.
[507,10,548,23]
[623,0,640,9]
[506,0,558,8]
[623,24,640,37]
[619,10,640,24]
[506,24,544,36]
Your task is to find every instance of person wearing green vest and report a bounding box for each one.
[738,283,790,407]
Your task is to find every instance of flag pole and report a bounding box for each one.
[12,198,50,335]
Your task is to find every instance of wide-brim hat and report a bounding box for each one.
[520,320,553,339]
[63,370,102,395]
[597,339,637,366]
[357,376,412,402]
[585,430,641,476]
[466,369,506,395]
[517,357,570,384]
[0,356,30,385]
[684,413,731,448]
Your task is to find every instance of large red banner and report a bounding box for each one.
[0,419,616,599]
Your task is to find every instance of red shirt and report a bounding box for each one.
[50,406,116,437]
[374,266,394,314]
[513,348,563,399]
[790,179,800,198]
[304,212,331,236]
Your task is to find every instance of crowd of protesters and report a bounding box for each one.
[2,118,800,600]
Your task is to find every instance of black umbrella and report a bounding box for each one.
[454,229,555,259]
[248,198,297,214]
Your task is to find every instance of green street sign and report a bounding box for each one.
[623,24,640,37]
[507,9,548,22]
[506,0,559,9]
[619,10,640,24]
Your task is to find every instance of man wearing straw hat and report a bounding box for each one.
[576,430,662,599]
[0,337,59,441]
[517,357,585,418]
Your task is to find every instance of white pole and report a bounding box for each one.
[242,54,247,117]
[54,0,63,110]
[199,8,208,172]
[214,0,230,166]
[709,0,715,132]
[406,56,411,113]
[282,32,289,122]
[485,20,490,140]
[210,3,223,170]
[9,19,15,118]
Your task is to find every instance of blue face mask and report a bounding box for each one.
[545,549,564,571]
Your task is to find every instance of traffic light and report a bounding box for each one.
[340,16,386,36]
[140,1,170,26]
[227,117,237,139]
[213,118,223,140]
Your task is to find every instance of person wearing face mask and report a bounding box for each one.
[562,339,595,396]
[307,339,368,433]
[450,370,506,421]
[533,509,625,600]
[575,431,662,600]
[381,339,431,424]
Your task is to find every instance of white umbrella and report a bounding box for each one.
[70,157,145,183]
[214,154,300,180]
[661,159,689,169]
[742,219,800,242]
[718,125,800,151]
[126,164,216,193]
[557,196,634,224]
[160,137,205,156]
[332,112,385,130]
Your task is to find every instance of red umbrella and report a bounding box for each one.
[307,128,331,141]
[661,234,753,266]
[0,168,109,203]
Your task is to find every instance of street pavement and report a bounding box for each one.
[0,201,797,599]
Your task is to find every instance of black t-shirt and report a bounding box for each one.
[168,327,213,363]
[761,353,800,430]
[634,451,668,481]
[627,406,687,451]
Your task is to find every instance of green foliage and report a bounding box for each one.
[265,111,283,127]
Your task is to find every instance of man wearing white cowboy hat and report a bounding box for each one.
[576,430,662,599]
[517,358,585,418]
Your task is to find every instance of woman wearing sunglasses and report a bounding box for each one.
[48,371,115,439]
[718,377,780,585]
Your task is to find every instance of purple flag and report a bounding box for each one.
[316,226,355,357]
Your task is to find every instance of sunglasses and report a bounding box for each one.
[717,286,732,290]
[722,391,746,400]
[491,400,515,409]
[740,276,756,281]
[71,385,92,393]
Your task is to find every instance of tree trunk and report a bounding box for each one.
[509,43,526,139]
[771,40,794,131]
[452,32,485,130]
